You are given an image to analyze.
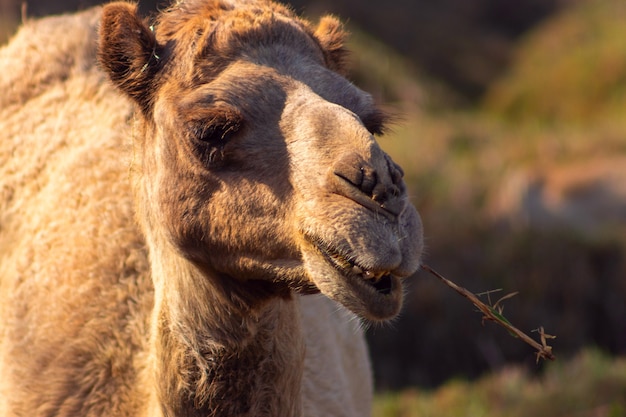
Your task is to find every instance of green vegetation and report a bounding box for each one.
[374,349,626,417]
[354,0,626,393]
[484,0,626,124]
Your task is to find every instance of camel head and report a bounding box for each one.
[98,0,423,321]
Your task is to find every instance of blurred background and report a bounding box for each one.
[2,0,625,415]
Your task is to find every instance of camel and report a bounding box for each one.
[0,1,423,416]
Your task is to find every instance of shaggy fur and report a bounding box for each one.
[0,1,423,416]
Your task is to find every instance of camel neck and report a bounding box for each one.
[147,241,305,417]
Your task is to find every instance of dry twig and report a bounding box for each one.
[422,264,556,362]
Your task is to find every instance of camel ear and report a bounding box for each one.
[98,2,162,111]
[315,16,349,75]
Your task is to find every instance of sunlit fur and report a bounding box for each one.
[0,1,422,416]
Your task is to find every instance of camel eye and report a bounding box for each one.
[186,110,243,168]
[194,122,239,144]
[188,109,243,146]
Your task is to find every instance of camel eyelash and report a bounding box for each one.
[187,108,244,145]
[190,119,241,144]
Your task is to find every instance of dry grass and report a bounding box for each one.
[421,265,555,363]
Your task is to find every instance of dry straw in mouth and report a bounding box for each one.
[421,264,556,363]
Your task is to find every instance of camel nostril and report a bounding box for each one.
[332,152,406,216]
[372,183,388,204]
[359,166,377,196]
[334,166,377,197]
[332,153,366,190]
[390,184,401,197]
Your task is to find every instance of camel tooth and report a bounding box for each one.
[366,272,388,283]
[359,269,390,281]
[351,265,363,275]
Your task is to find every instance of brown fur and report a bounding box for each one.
[0,1,423,416]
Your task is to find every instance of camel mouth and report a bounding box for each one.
[302,234,404,315]
[317,242,396,295]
